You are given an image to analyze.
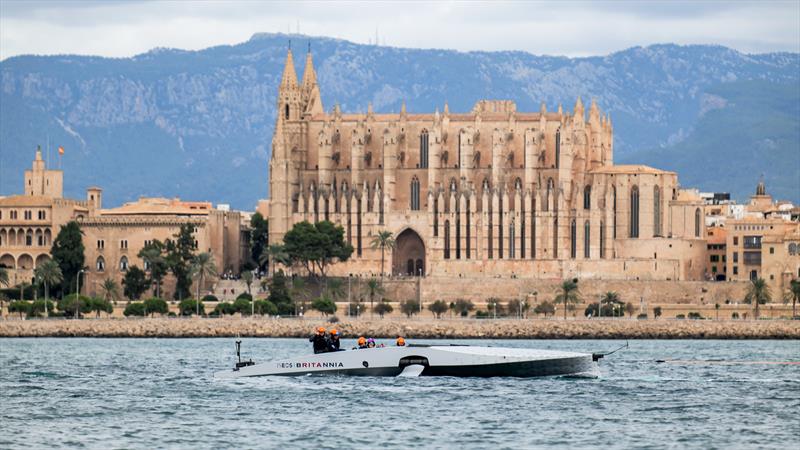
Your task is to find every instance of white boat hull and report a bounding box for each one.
[215,345,598,379]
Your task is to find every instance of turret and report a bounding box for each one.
[300,46,323,116]
[278,47,301,121]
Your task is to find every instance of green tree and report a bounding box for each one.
[254,299,278,316]
[508,298,530,319]
[233,297,252,315]
[400,299,420,318]
[34,260,62,318]
[123,302,146,317]
[213,302,237,316]
[364,278,384,318]
[534,301,556,318]
[0,266,9,288]
[744,278,771,319]
[58,294,92,318]
[166,224,196,300]
[191,252,217,316]
[242,270,254,297]
[9,300,30,318]
[283,220,353,278]
[99,277,121,305]
[143,297,168,317]
[138,239,168,298]
[600,292,623,318]
[90,297,114,318]
[250,212,269,271]
[453,299,475,318]
[123,266,149,300]
[30,299,55,318]
[789,279,800,318]
[268,270,294,315]
[374,300,393,318]
[50,221,85,295]
[370,230,396,278]
[554,279,581,320]
[311,296,337,316]
[428,300,449,319]
[178,299,204,316]
[325,278,346,303]
[261,244,291,276]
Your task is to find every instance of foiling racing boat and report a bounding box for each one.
[215,341,611,379]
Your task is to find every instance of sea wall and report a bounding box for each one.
[1,317,798,339]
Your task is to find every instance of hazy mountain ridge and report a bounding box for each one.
[1,33,798,208]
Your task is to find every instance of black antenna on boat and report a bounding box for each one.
[233,336,255,371]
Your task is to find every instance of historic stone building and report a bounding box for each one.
[267,49,707,280]
[1,150,248,298]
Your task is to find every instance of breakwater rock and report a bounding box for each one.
[1,317,799,339]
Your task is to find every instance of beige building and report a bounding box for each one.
[0,148,89,286]
[725,180,800,295]
[267,49,707,281]
[0,150,249,299]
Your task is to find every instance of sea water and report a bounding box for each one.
[1,338,798,449]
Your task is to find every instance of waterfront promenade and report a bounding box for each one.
[1,317,798,339]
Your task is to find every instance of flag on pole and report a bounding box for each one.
[58,146,64,155]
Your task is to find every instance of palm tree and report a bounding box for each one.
[261,244,291,276]
[364,278,384,318]
[290,277,311,315]
[554,279,581,320]
[0,266,9,288]
[99,277,121,305]
[241,270,254,315]
[599,291,621,318]
[744,278,771,320]
[191,252,218,316]
[370,230,396,278]
[790,279,800,319]
[34,260,63,318]
[139,247,164,298]
[326,278,346,302]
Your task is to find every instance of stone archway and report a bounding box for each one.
[392,228,425,276]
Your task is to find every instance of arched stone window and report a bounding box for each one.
[96,257,105,272]
[410,176,420,211]
[284,103,289,119]
[444,220,451,259]
[552,218,559,259]
[570,219,577,259]
[629,185,640,238]
[599,220,606,259]
[509,221,515,258]
[25,229,33,246]
[545,178,554,212]
[584,185,591,210]
[612,185,617,239]
[584,220,590,258]
[695,207,701,237]
[119,256,129,272]
[555,128,561,168]
[419,129,429,169]
[653,186,662,237]
[789,243,798,255]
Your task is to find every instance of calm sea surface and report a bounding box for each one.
[1,338,798,449]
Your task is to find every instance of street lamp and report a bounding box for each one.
[75,269,85,319]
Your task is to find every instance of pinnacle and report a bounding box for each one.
[280,48,298,88]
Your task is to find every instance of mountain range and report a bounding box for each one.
[1,33,798,209]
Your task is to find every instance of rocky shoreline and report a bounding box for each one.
[1,317,798,339]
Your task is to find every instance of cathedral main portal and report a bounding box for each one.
[392,229,425,276]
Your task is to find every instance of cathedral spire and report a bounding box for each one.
[301,47,317,90]
[280,47,298,89]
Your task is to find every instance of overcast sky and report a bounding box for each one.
[1,0,799,60]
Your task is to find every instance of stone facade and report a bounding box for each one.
[0,151,249,298]
[268,49,707,280]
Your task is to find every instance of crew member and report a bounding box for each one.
[396,337,406,346]
[367,338,376,348]
[310,327,328,354]
[356,336,367,349]
[328,329,342,351]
